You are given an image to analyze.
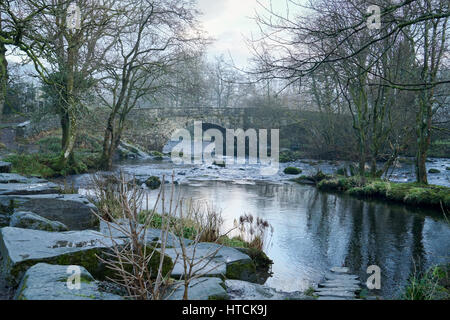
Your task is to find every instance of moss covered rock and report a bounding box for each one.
[283,167,302,175]
[145,176,161,190]
[14,263,123,300]
[9,211,68,232]
[0,227,126,285]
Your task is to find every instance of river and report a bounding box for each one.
[67,156,450,299]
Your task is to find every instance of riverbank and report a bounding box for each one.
[293,172,450,212]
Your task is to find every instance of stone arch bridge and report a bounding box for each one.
[126,107,325,151]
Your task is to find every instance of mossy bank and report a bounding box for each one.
[293,173,450,212]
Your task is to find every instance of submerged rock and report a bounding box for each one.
[166,277,228,300]
[0,194,98,230]
[10,211,68,232]
[225,280,311,300]
[14,263,122,300]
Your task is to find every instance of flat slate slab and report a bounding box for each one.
[15,263,122,300]
[0,182,59,195]
[99,220,192,248]
[0,227,122,285]
[0,173,46,184]
[324,272,359,281]
[225,280,311,300]
[316,290,356,298]
[0,194,98,230]
[316,286,361,293]
[164,242,257,282]
[166,277,228,300]
[317,283,361,291]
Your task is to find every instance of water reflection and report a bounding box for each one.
[77,176,449,298]
[131,181,449,298]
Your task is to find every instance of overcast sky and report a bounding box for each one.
[196,0,289,68]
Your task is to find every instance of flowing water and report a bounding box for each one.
[68,157,450,299]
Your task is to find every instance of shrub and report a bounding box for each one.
[402,264,449,300]
[428,168,440,174]
[38,136,62,153]
[237,214,273,251]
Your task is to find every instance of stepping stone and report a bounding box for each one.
[325,273,359,281]
[330,267,349,274]
[316,290,356,298]
[316,286,361,293]
[319,280,361,287]
[317,296,350,300]
[225,280,312,300]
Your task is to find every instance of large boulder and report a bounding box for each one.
[14,263,122,300]
[166,277,228,300]
[0,227,121,285]
[117,141,149,160]
[0,162,12,173]
[165,242,258,282]
[10,211,68,232]
[0,227,174,286]
[0,194,98,230]
[225,280,311,300]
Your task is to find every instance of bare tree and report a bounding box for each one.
[250,0,449,182]
[96,0,203,170]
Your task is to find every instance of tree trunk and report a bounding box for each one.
[100,113,123,171]
[0,41,7,122]
[415,93,432,185]
[100,114,115,170]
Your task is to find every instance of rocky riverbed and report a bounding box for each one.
[0,165,309,300]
